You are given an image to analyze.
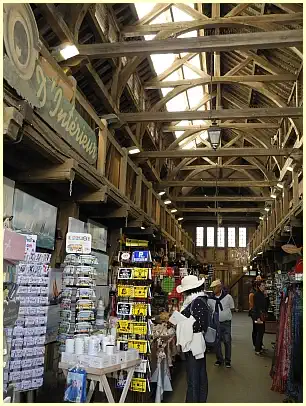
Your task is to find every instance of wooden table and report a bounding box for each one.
[59,359,141,403]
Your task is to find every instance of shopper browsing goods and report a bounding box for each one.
[170,275,209,403]
[208,279,235,368]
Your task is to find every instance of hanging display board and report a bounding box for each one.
[3,4,97,164]
[126,239,149,247]
[66,233,92,254]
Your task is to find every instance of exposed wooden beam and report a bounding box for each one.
[136,3,171,25]
[180,165,259,171]
[225,3,250,17]
[69,30,302,59]
[17,160,76,183]
[122,14,303,36]
[145,74,296,89]
[182,216,259,222]
[173,196,272,202]
[137,148,300,159]
[181,208,262,213]
[77,187,108,204]
[119,107,302,122]
[274,3,302,13]
[159,180,278,187]
[163,123,279,132]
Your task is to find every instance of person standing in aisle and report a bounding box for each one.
[174,275,209,402]
[208,279,235,368]
[249,280,258,348]
[253,281,269,356]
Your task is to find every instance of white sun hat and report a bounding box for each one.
[176,275,205,293]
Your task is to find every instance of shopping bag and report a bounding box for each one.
[64,367,87,403]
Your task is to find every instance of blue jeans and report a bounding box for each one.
[185,351,208,402]
[216,320,232,363]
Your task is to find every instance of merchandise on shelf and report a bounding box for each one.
[7,251,51,392]
[115,242,153,394]
[58,254,99,352]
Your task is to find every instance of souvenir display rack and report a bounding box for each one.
[7,251,51,393]
[58,254,98,353]
[115,244,153,399]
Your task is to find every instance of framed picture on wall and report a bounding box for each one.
[87,220,107,252]
[93,251,109,286]
[12,189,57,250]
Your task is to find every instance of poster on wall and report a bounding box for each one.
[87,220,107,252]
[12,189,57,250]
[93,251,109,286]
[68,217,86,234]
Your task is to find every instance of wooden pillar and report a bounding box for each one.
[147,182,153,217]
[53,201,79,265]
[283,182,290,216]
[135,168,142,207]
[119,147,128,195]
[97,119,107,176]
[292,166,299,207]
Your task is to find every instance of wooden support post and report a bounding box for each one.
[135,168,142,207]
[119,148,128,195]
[53,201,79,265]
[292,166,299,207]
[147,182,153,217]
[283,182,290,216]
[97,119,108,176]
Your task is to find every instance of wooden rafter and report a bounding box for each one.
[67,30,302,59]
[122,13,303,36]
[159,180,278,187]
[136,148,301,159]
[163,123,279,132]
[173,196,273,202]
[119,107,302,122]
[180,208,263,213]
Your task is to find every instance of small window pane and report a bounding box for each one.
[196,227,204,247]
[217,227,225,247]
[239,227,247,248]
[228,227,236,248]
[207,227,215,247]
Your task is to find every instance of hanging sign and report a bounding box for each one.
[126,239,148,247]
[66,233,92,254]
[118,268,133,280]
[132,322,147,335]
[130,378,146,393]
[118,252,131,263]
[117,302,132,316]
[132,268,149,280]
[131,251,151,263]
[117,320,133,334]
[132,303,148,317]
[133,286,148,299]
[118,285,133,298]
[128,340,147,354]
[3,4,97,164]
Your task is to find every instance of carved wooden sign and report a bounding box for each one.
[3,4,98,164]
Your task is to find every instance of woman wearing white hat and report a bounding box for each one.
[175,275,210,402]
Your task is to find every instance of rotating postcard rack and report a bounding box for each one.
[116,242,153,400]
[58,233,98,352]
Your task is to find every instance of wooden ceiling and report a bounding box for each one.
[31,3,303,224]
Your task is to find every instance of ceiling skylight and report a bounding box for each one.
[134,4,212,150]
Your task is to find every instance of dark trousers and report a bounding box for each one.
[252,321,257,347]
[185,351,208,403]
[216,320,232,363]
[255,322,265,353]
